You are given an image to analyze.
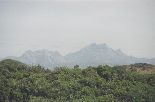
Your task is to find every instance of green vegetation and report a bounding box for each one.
[0,59,155,102]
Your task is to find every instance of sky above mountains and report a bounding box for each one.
[0,0,155,59]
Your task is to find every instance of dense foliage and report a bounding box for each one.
[0,59,155,102]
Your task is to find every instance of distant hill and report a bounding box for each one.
[3,43,155,68]
[4,50,67,68]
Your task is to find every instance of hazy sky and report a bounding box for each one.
[0,0,155,59]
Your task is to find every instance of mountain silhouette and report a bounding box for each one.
[3,43,155,68]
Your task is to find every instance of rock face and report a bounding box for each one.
[4,43,155,68]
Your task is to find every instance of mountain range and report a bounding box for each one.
[3,43,155,68]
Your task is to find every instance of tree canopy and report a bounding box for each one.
[0,59,155,102]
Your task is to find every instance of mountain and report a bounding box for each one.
[5,50,66,68]
[65,43,155,66]
[3,43,155,68]
[20,50,67,67]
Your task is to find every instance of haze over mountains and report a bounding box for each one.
[4,43,155,68]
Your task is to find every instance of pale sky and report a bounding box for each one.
[0,0,155,59]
